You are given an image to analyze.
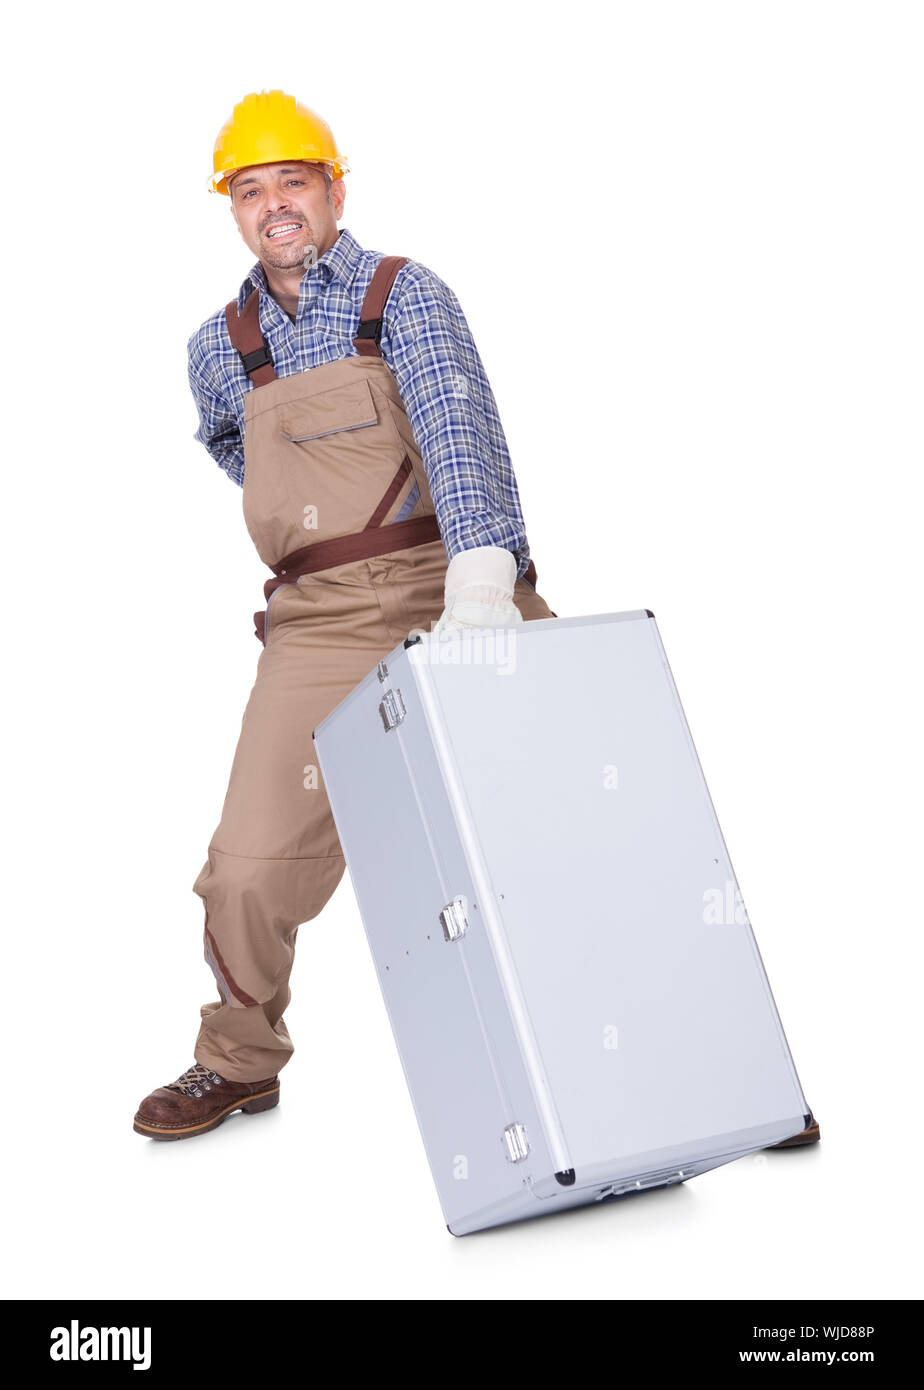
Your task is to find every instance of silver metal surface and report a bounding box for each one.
[314,611,812,1235]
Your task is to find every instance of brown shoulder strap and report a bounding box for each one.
[224,290,278,386]
[353,255,408,358]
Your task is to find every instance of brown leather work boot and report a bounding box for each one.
[133,1062,280,1141]
[766,1109,821,1148]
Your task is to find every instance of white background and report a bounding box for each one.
[2,0,921,1300]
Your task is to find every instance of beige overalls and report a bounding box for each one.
[192,254,556,1082]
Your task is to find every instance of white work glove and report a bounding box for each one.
[430,546,524,635]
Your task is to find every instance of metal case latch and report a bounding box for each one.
[439,896,468,942]
[503,1122,530,1163]
[378,687,406,731]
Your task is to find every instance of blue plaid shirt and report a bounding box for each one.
[187,225,533,579]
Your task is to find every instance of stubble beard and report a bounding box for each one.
[261,225,316,270]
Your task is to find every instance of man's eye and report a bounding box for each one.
[286,180,304,187]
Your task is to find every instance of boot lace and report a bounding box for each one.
[166,1063,224,1098]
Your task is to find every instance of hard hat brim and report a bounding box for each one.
[209,157,350,196]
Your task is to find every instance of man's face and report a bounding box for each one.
[228,161,345,270]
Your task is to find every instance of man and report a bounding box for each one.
[133,89,556,1142]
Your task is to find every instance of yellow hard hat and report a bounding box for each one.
[209,89,350,195]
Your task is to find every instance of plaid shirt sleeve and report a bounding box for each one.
[382,262,531,579]
[187,324,245,487]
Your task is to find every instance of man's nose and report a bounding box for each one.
[265,188,294,213]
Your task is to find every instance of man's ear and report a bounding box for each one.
[332,177,346,220]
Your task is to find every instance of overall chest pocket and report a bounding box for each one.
[279,378,379,443]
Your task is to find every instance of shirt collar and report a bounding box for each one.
[237,226,366,309]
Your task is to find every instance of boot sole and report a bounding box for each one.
[133,1085,280,1141]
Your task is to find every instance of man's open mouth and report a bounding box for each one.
[265,222,303,240]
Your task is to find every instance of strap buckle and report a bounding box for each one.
[240,341,273,374]
[354,317,383,346]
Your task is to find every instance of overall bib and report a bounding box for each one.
[192,254,556,1082]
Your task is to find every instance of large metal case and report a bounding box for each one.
[313,610,812,1235]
